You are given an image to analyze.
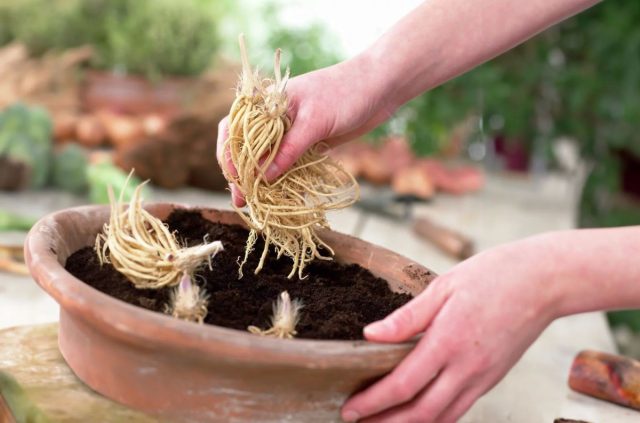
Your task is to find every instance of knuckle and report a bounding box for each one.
[476,352,492,369]
[275,142,299,169]
[392,306,415,331]
[439,394,477,423]
[467,354,491,378]
[414,400,439,422]
[389,374,416,403]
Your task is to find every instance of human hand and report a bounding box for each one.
[342,236,561,422]
[216,53,398,207]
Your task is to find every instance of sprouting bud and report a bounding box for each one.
[165,272,209,324]
[248,291,303,339]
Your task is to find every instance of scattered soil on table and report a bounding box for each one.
[65,210,412,340]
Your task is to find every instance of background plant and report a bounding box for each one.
[0,0,223,78]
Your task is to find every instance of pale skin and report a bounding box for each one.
[216,1,640,422]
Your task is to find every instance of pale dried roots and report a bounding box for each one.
[165,272,209,324]
[224,35,359,279]
[95,174,224,289]
[248,291,303,339]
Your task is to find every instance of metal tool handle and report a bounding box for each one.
[411,216,474,260]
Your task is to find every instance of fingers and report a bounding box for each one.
[435,369,504,423]
[230,183,246,208]
[216,115,238,178]
[364,277,451,343]
[434,387,478,423]
[217,116,246,207]
[216,116,227,164]
[216,116,232,173]
[358,368,465,423]
[342,333,448,421]
[264,118,321,181]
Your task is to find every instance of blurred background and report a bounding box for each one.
[0,0,638,351]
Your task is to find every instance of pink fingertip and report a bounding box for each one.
[230,184,246,207]
[342,409,360,422]
[265,162,281,182]
[363,320,388,339]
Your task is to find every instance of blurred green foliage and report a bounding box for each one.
[94,0,220,78]
[552,3,640,228]
[2,0,638,229]
[230,2,343,77]
[374,1,640,228]
[266,22,342,76]
[379,2,639,169]
[0,103,53,189]
[554,4,640,159]
[608,311,640,333]
[7,0,80,55]
[51,144,89,194]
[0,3,12,46]
[0,371,48,423]
[0,0,221,78]
[0,0,339,79]
[87,160,144,204]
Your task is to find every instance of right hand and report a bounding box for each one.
[216,53,397,207]
[342,235,560,422]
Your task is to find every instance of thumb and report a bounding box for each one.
[364,279,450,343]
[264,119,322,181]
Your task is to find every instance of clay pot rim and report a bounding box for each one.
[26,203,429,370]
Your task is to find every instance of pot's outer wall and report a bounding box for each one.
[25,204,436,422]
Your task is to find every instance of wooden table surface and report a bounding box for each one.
[0,172,638,422]
[0,324,155,422]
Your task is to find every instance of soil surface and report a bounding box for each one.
[65,209,412,340]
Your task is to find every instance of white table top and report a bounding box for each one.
[0,171,637,422]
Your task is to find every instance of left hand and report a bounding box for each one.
[341,236,561,422]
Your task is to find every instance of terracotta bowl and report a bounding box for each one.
[25,204,436,422]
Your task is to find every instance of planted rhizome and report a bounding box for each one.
[26,36,435,421]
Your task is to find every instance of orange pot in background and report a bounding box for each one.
[81,71,201,116]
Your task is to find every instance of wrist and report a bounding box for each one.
[349,47,403,116]
[498,232,568,323]
[529,232,571,320]
[522,230,611,319]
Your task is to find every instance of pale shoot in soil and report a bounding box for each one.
[248,291,303,339]
[165,272,209,324]
[95,173,224,290]
[223,34,359,279]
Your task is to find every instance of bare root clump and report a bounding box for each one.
[223,35,359,279]
[95,173,224,290]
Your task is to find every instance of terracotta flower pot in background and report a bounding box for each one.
[25,204,435,422]
[81,71,200,116]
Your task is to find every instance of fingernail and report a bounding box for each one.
[265,162,280,181]
[342,410,360,422]
[364,320,388,338]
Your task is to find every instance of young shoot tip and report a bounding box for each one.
[248,291,303,339]
[165,272,209,324]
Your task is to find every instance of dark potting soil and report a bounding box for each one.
[65,209,412,340]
